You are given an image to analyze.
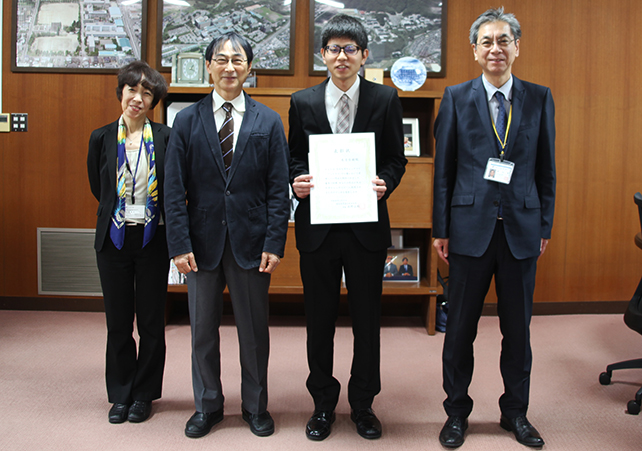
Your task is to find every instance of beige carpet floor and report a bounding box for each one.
[1,310,641,450]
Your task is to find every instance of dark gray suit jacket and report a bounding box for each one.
[164,91,290,270]
[433,75,556,260]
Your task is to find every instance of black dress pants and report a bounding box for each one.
[442,220,538,419]
[96,224,169,404]
[300,227,387,411]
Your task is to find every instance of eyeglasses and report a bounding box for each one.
[324,44,362,56]
[477,38,514,49]
[212,57,247,67]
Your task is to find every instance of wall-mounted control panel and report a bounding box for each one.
[11,113,28,132]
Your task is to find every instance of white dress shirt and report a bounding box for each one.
[212,90,246,149]
[325,76,361,134]
[482,74,513,127]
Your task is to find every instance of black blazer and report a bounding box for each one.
[289,77,407,253]
[163,92,290,270]
[433,75,556,259]
[87,119,171,252]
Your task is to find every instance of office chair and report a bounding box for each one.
[599,192,642,414]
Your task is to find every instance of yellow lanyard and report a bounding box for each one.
[491,103,512,160]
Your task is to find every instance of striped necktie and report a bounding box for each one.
[336,94,350,134]
[219,102,234,173]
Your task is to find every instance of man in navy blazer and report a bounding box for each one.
[164,33,290,439]
[289,14,406,441]
[433,8,555,449]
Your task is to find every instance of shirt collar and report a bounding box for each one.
[482,74,513,102]
[212,90,246,113]
[327,75,361,106]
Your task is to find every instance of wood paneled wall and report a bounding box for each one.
[2,0,641,304]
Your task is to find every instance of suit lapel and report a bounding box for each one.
[106,120,119,200]
[504,76,525,160]
[311,79,332,133]
[472,76,498,155]
[227,93,257,183]
[353,77,375,133]
[198,92,228,179]
[151,121,165,165]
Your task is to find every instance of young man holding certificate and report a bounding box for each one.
[288,14,406,442]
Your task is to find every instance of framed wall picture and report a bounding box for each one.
[309,0,447,77]
[158,0,296,75]
[383,248,420,282]
[403,118,421,157]
[11,0,147,73]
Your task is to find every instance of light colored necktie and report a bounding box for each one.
[219,102,234,173]
[336,94,350,134]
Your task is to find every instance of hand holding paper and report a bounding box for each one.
[308,133,378,224]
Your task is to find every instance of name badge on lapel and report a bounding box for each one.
[484,158,515,185]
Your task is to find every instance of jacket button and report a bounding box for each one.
[222,220,227,226]
[493,200,499,207]
[225,191,231,196]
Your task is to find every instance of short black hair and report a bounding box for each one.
[205,32,254,64]
[321,14,368,51]
[116,60,167,109]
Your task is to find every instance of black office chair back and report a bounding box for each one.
[625,279,642,334]
[633,193,642,231]
[625,192,642,334]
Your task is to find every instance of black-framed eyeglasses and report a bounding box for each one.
[324,44,362,56]
[477,38,515,49]
[212,57,247,67]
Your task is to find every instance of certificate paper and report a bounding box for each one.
[308,132,378,224]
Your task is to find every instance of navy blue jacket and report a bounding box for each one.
[433,75,556,259]
[164,92,290,270]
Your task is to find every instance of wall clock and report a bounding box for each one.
[171,53,209,87]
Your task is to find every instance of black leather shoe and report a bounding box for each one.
[500,415,545,448]
[128,400,152,423]
[439,416,468,448]
[109,403,130,424]
[185,409,224,438]
[242,408,275,437]
[350,408,382,439]
[306,411,335,441]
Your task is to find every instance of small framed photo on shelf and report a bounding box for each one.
[383,248,420,282]
[403,118,421,157]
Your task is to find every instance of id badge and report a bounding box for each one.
[125,204,145,220]
[484,158,515,184]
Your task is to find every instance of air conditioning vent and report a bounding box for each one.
[37,228,102,296]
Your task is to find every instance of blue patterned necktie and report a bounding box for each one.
[494,91,507,149]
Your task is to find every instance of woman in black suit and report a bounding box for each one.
[87,61,170,424]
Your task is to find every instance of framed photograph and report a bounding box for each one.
[158,0,296,74]
[309,0,447,77]
[384,248,420,282]
[403,118,420,157]
[11,0,147,73]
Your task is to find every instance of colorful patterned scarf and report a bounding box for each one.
[109,117,159,249]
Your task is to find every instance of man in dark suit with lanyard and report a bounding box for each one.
[289,14,406,442]
[164,32,290,439]
[433,8,555,449]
